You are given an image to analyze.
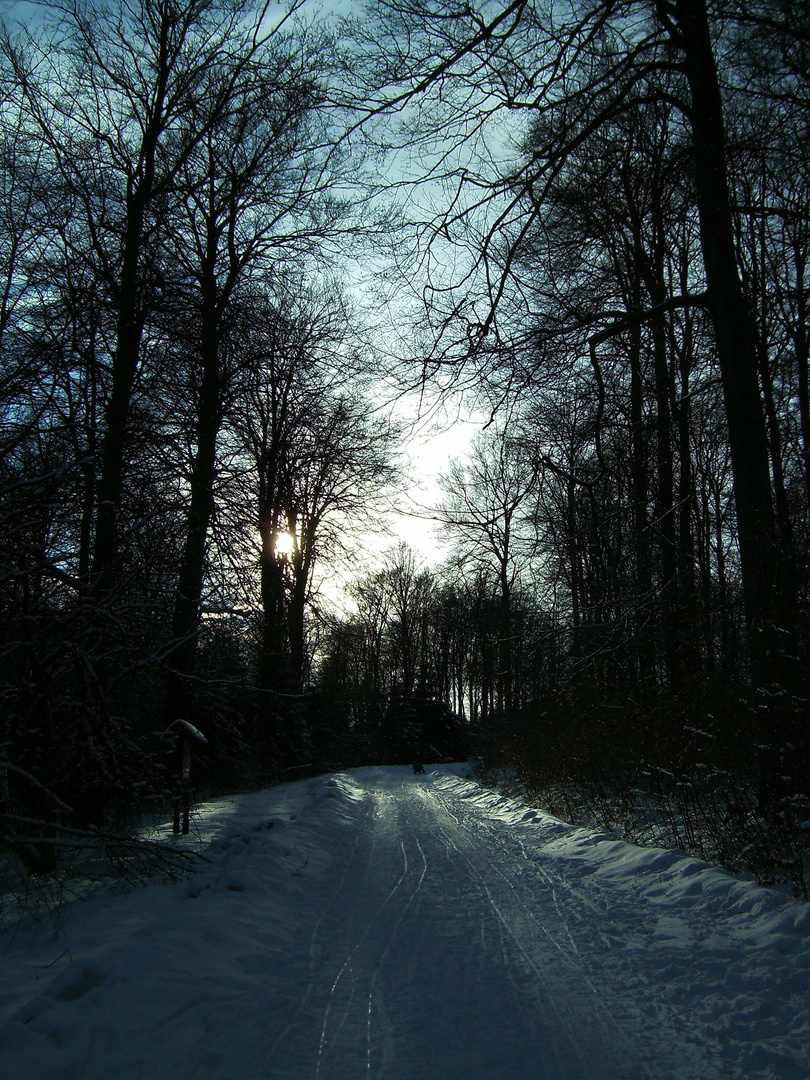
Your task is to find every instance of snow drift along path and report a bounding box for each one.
[1,766,809,1080]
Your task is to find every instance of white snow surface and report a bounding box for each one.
[1,764,809,1079]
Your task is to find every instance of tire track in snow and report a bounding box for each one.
[314,825,428,1080]
[417,782,641,1080]
[256,772,720,1080]
[242,824,367,1080]
[4,768,806,1080]
[423,775,727,1080]
[363,836,428,1075]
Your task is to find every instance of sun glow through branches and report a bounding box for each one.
[274,531,296,558]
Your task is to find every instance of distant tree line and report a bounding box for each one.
[315,541,553,762]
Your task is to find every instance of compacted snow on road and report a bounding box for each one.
[1,766,809,1080]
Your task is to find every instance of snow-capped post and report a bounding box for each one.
[166,720,208,836]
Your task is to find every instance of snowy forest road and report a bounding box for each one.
[235,770,805,1080]
[265,774,669,1080]
[2,766,809,1080]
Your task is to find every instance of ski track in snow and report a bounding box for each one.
[1,765,809,1080]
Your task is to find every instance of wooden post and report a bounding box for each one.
[181,738,191,836]
[167,720,207,836]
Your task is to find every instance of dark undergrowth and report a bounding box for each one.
[474,689,810,900]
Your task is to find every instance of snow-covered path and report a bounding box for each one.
[271,778,635,1080]
[1,766,809,1079]
[272,777,671,1080]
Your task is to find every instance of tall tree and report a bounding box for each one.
[6,0,295,594]
[159,17,345,721]
[230,292,399,693]
[363,0,800,673]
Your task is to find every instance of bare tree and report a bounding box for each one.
[226,291,401,693]
[436,429,537,714]
[158,15,348,722]
[5,0,305,594]
[359,0,801,681]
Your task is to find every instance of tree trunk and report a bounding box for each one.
[499,552,513,715]
[287,528,315,693]
[672,0,805,813]
[673,305,700,671]
[628,296,654,689]
[259,528,289,693]
[789,250,810,528]
[674,0,790,664]
[89,11,169,594]
[647,254,679,684]
[163,321,222,723]
[90,222,148,594]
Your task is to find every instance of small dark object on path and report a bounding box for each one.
[412,763,425,775]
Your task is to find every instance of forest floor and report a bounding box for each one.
[1,764,809,1079]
